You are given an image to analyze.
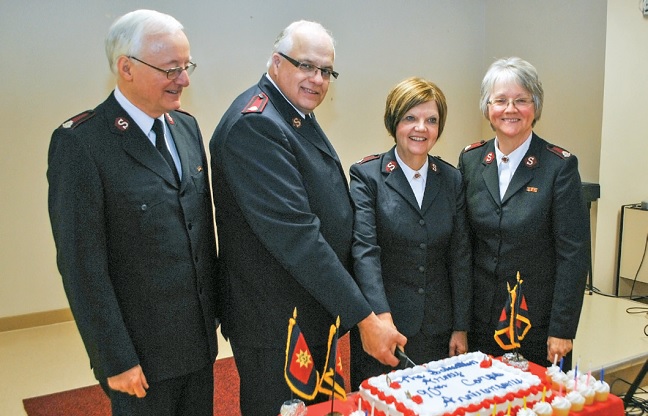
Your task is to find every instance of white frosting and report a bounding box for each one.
[594,379,610,394]
[551,395,571,410]
[579,384,595,402]
[565,373,595,391]
[566,390,585,405]
[358,351,546,416]
[551,371,568,387]
[545,365,561,379]
[516,409,537,416]
[531,400,552,415]
[565,369,582,380]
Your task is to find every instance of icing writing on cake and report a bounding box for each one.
[359,351,549,416]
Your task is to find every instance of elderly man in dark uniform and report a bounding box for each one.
[47,10,218,416]
[210,20,406,416]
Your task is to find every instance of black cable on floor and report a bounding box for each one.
[611,377,648,415]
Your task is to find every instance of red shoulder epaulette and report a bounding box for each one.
[174,108,193,117]
[546,144,572,159]
[355,154,380,164]
[242,93,269,114]
[60,110,95,129]
[462,140,486,153]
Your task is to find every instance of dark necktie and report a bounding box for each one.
[152,118,180,184]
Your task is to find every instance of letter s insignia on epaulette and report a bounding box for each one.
[61,110,95,129]
[242,93,269,114]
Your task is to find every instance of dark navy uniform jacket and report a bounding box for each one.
[48,93,219,382]
[349,147,472,337]
[458,133,590,339]
[210,75,373,349]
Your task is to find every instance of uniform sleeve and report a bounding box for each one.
[217,116,373,330]
[349,163,391,314]
[548,155,590,338]
[447,168,473,332]
[47,128,139,379]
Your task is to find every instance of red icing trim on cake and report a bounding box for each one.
[480,356,493,368]
[361,353,545,416]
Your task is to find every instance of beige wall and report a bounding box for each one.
[594,0,648,294]
[0,0,619,320]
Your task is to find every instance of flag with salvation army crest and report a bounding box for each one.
[284,308,320,400]
[317,316,346,400]
[494,272,532,351]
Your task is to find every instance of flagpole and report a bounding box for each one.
[515,272,523,360]
[325,316,343,416]
[514,276,520,360]
[331,316,339,413]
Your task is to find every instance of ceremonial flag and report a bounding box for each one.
[494,272,532,350]
[318,316,347,400]
[284,308,320,400]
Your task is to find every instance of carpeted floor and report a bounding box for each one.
[23,334,350,416]
[23,357,241,416]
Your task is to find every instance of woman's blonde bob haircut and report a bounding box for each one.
[384,77,448,141]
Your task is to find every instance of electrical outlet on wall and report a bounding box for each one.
[643,0,648,16]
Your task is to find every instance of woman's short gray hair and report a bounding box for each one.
[480,57,544,126]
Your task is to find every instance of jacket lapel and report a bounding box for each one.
[259,77,337,160]
[480,141,501,207]
[165,112,191,192]
[382,149,420,213]
[106,95,179,188]
[501,135,541,204]
[420,156,441,214]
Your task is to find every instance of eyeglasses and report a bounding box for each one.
[488,97,534,109]
[278,52,339,81]
[128,56,196,80]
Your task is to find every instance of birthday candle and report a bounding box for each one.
[542,386,546,402]
[492,403,497,416]
[371,403,374,416]
[559,357,564,372]
[358,397,362,411]
[523,396,527,409]
[553,353,558,366]
[507,402,511,415]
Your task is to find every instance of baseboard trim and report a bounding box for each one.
[0,308,74,332]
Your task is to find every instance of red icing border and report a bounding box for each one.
[358,365,553,416]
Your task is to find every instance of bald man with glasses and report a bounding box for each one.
[210,20,406,416]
